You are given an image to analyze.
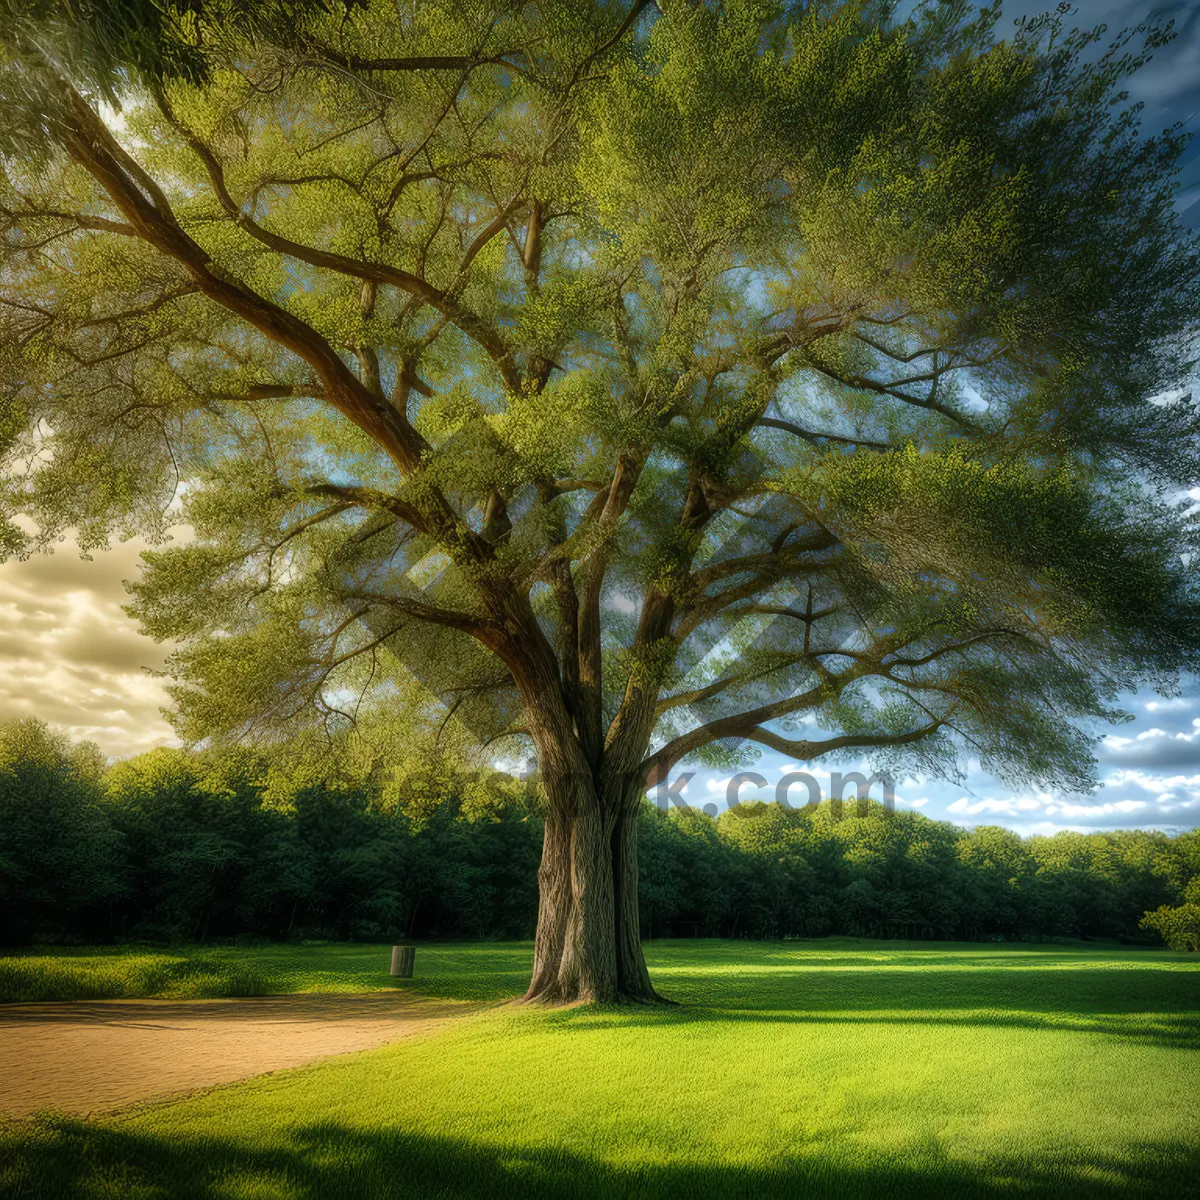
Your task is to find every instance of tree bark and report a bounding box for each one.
[614,802,661,1000]
[522,771,666,1005]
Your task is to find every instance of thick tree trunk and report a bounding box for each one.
[489,595,666,1005]
[522,777,666,1005]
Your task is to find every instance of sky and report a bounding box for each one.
[994,1,1200,224]
[1,1,1198,837]
[671,680,1200,837]
[0,534,179,757]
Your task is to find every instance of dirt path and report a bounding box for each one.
[0,992,478,1117]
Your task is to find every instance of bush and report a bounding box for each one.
[1140,904,1200,953]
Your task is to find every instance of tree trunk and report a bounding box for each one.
[614,803,659,999]
[522,776,666,1005]
[495,603,667,1006]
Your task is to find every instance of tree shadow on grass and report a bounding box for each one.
[644,942,1181,967]
[554,1003,1200,1050]
[394,949,1200,1050]
[400,952,1200,1015]
[2,1115,1197,1200]
[513,961,1200,1050]
[0,993,480,1027]
[644,962,1200,1012]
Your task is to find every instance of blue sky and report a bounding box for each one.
[1014,0,1199,224]
[671,678,1200,835]
[895,2,1200,225]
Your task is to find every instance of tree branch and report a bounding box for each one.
[151,85,522,393]
[655,652,814,715]
[757,416,892,451]
[742,717,947,759]
[808,361,981,430]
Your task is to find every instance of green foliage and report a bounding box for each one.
[642,800,1200,944]
[0,719,124,943]
[2,728,1196,950]
[1141,902,1200,953]
[0,728,545,946]
[0,0,1198,813]
[0,0,332,156]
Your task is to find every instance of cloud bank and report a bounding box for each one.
[0,538,179,757]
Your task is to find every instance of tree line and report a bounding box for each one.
[1,719,1197,950]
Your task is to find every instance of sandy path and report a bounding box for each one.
[0,992,477,1117]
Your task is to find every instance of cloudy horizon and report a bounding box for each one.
[0,533,179,759]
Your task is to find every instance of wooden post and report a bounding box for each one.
[390,945,415,978]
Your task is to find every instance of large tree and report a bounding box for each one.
[2,0,1198,1002]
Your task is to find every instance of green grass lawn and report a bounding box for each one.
[2,940,1198,1198]
[0,940,525,1003]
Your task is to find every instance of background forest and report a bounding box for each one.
[3,718,1196,949]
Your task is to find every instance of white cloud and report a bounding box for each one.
[0,536,182,758]
[1046,799,1147,817]
[1104,769,1200,796]
[1144,698,1196,713]
[947,795,1048,818]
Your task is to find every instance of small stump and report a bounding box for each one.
[390,945,415,978]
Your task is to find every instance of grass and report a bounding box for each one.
[2,940,1198,1198]
[0,941,523,1003]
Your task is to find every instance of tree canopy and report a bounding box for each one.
[2,0,1198,1001]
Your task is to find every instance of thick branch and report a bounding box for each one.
[641,678,844,786]
[654,652,813,714]
[808,361,981,430]
[302,44,526,75]
[743,717,946,759]
[151,87,522,393]
[49,80,505,581]
[338,589,486,634]
[687,533,839,592]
